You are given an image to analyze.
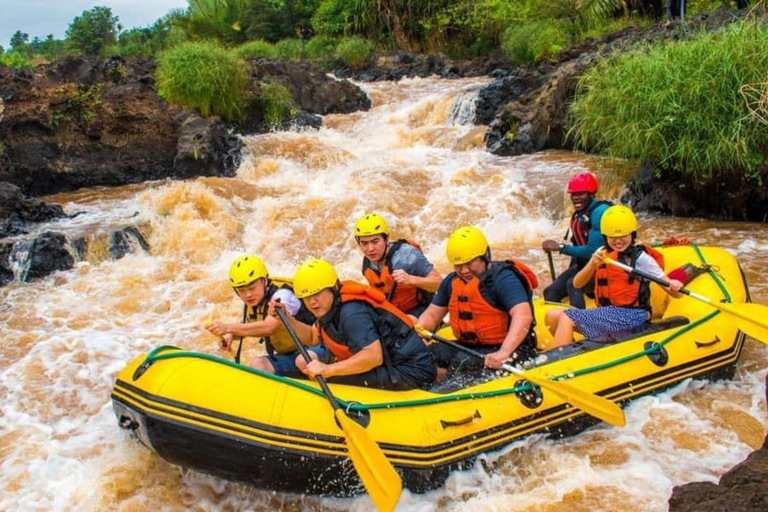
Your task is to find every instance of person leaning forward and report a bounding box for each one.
[542,172,611,308]
[206,255,326,376]
[417,226,536,373]
[354,213,442,318]
[272,259,437,390]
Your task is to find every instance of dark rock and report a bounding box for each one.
[248,59,370,116]
[0,241,13,286]
[17,231,74,281]
[0,57,239,197]
[668,373,768,511]
[475,67,546,126]
[0,182,66,238]
[173,111,241,179]
[109,226,150,260]
[334,52,513,82]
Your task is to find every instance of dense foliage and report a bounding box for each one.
[155,41,249,119]
[569,21,768,184]
[65,6,120,56]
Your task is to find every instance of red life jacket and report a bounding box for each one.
[595,244,665,311]
[448,260,537,345]
[362,239,429,314]
[318,281,415,361]
[568,200,612,246]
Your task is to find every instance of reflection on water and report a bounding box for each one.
[1,76,766,511]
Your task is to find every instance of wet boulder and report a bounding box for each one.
[668,372,768,511]
[16,231,74,282]
[0,182,66,238]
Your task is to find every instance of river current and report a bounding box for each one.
[1,77,767,511]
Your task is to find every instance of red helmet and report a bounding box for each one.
[567,172,598,194]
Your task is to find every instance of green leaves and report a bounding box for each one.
[155,41,249,120]
[569,22,768,184]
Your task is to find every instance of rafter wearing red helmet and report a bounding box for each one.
[541,172,611,308]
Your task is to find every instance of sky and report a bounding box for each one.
[0,0,189,49]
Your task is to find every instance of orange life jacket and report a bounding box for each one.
[318,281,415,361]
[595,244,665,311]
[362,239,430,314]
[448,260,537,346]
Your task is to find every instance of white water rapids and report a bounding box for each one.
[1,76,767,511]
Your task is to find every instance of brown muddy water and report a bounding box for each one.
[1,77,766,511]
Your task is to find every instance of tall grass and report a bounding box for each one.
[257,80,293,130]
[234,39,277,59]
[334,36,373,69]
[155,41,249,120]
[502,20,570,63]
[569,22,768,183]
[275,39,304,61]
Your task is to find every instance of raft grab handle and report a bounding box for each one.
[440,409,481,429]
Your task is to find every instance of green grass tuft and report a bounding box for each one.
[234,39,278,60]
[569,22,768,184]
[155,41,249,120]
[334,36,373,69]
[257,80,294,130]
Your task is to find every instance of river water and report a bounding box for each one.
[1,77,767,511]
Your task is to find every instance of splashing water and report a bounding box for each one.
[1,76,766,511]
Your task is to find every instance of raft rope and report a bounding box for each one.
[137,243,742,412]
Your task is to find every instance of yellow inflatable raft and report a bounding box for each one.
[111,244,750,496]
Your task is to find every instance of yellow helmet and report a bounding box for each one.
[229,255,269,287]
[600,205,638,237]
[446,226,489,265]
[293,259,339,299]
[354,213,389,238]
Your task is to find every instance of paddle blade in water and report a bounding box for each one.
[335,409,402,511]
[525,373,626,427]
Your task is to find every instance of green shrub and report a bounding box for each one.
[257,80,294,130]
[334,36,373,69]
[569,22,768,183]
[303,35,338,61]
[0,51,32,69]
[234,39,277,59]
[155,41,249,120]
[502,20,569,64]
[275,38,304,61]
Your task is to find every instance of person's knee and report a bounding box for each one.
[545,309,562,331]
[251,356,275,373]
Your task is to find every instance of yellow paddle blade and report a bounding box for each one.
[715,302,768,344]
[335,409,402,511]
[524,373,626,427]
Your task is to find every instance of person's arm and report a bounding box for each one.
[267,300,321,346]
[485,302,533,369]
[417,303,448,332]
[303,342,383,379]
[562,204,609,260]
[573,247,605,289]
[635,252,685,298]
[391,268,442,292]
[208,315,282,338]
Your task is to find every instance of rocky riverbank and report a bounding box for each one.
[668,373,768,511]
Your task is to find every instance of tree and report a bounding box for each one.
[10,30,29,53]
[65,6,120,56]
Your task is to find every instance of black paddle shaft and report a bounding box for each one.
[429,331,488,362]
[234,304,247,364]
[275,306,340,411]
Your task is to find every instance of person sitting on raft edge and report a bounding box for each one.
[271,258,437,390]
[206,254,327,376]
[544,205,684,348]
[354,212,442,319]
[416,226,538,375]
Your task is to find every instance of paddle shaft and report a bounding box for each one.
[603,258,711,303]
[233,304,248,364]
[275,306,338,408]
[546,250,557,282]
[426,331,526,377]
